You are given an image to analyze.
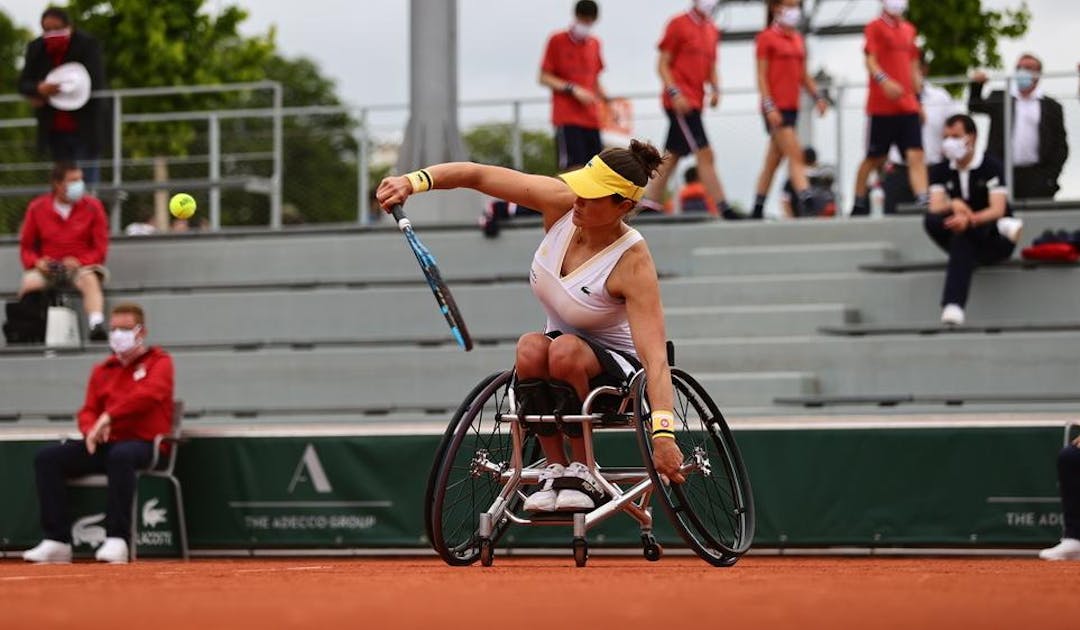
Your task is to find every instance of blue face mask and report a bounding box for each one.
[1015,69,1037,92]
[65,179,85,202]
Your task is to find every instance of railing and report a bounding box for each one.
[0,70,1076,233]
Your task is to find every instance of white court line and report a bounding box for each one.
[1,573,95,581]
[234,565,333,574]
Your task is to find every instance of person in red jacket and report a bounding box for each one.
[23,303,175,564]
[539,0,607,171]
[18,161,109,340]
[750,0,829,219]
[642,1,739,220]
[850,0,927,216]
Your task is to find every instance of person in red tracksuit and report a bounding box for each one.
[642,1,739,220]
[539,0,607,171]
[19,161,109,340]
[850,0,927,216]
[750,0,829,219]
[23,303,175,564]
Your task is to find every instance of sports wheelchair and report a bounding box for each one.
[425,344,755,567]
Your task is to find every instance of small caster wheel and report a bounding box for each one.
[641,534,663,562]
[572,538,588,567]
[479,539,494,567]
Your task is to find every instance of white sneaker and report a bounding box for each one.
[22,539,72,563]
[997,217,1024,243]
[1038,538,1080,561]
[94,537,129,564]
[555,462,601,511]
[523,463,565,513]
[941,304,966,326]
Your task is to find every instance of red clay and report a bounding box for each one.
[1,556,1078,629]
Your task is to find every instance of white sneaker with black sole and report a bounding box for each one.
[22,539,72,563]
[94,537,129,564]
[554,462,603,511]
[941,303,965,326]
[1038,538,1080,561]
[523,463,565,513]
[997,217,1023,243]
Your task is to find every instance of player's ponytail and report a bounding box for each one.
[599,139,663,187]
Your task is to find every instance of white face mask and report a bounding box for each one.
[778,7,802,28]
[570,21,592,40]
[694,0,718,16]
[65,179,85,202]
[883,0,908,16]
[941,136,971,162]
[109,326,142,356]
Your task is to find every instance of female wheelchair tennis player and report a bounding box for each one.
[377,140,753,567]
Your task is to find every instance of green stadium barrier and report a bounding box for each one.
[0,425,1066,553]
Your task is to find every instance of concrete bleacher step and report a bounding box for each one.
[820,321,1080,336]
[5,332,1080,419]
[692,371,819,407]
[667,303,856,337]
[663,266,1080,323]
[692,242,898,275]
[6,287,855,347]
[4,209,1078,289]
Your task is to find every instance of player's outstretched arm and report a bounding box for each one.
[376,162,576,224]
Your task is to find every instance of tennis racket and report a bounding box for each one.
[390,204,473,351]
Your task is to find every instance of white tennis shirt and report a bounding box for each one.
[530,211,643,356]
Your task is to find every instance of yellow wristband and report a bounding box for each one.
[651,410,676,439]
[404,169,434,193]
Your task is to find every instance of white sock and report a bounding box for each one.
[88,312,104,328]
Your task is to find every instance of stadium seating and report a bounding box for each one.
[2,208,1080,427]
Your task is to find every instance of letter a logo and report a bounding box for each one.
[288,443,333,494]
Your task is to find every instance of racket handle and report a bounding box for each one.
[390,204,411,231]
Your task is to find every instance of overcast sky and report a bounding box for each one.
[5,0,1078,206]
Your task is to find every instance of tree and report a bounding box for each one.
[463,124,557,177]
[0,11,35,233]
[67,0,276,157]
[910,0,1030,80]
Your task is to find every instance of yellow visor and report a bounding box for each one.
[558,156,646,202]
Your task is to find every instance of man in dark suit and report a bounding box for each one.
[17,7,107,185]
[968,53,1068,200]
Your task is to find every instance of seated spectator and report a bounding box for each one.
[18,161,109,340]
[22,303,174,564]
[123,207,157,236]
[677,166,712,214]
[780,147,836,218]
[924,114,1022,326]
[969,53,1069,200]
[170,217,190,233]
[1040,435,1080,561]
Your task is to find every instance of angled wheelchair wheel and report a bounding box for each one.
[424,371,504,551]
[634,368,755,567]
[430,370,538,566]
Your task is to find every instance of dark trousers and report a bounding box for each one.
[34,439,153,542]
[48,131,100,186]
[1012,165,1059,200]
[883,164,914,215]
[1058,445,1080,539]
[923,213,1016,307]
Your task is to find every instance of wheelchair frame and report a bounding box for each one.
[429,359,755,568]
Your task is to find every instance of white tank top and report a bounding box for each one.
[530,212,644,356]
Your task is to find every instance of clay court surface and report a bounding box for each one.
[2,556,1078,629]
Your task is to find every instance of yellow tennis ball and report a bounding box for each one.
[169,193,197,219]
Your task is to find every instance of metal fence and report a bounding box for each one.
[0,69,1076,234]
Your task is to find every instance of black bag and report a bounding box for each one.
[3,290,49,344]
